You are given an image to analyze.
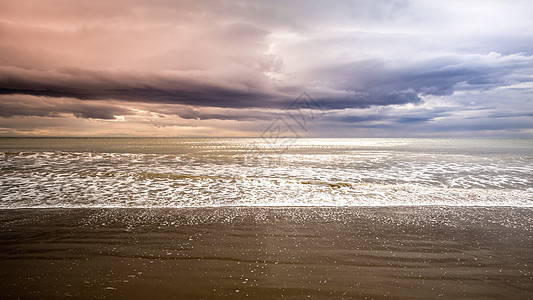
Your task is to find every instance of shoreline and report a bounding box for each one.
[2,204,533,210]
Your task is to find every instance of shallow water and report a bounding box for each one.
[1,138,532,208]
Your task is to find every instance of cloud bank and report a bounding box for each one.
[1,0,532,136]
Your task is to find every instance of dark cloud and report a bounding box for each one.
[0,95,131,119]
[1,0,533,136]
[332,108,452,124]
[309,54,533,108]
[149,105,277,121]
[0,67,285,108]
[2,51,531,112]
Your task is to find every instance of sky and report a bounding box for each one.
[1,0,532,137]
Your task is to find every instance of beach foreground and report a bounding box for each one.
[0,206,531,299]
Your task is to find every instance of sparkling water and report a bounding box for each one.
[1,138,532,208]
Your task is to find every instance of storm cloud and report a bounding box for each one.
[1,0,532,136]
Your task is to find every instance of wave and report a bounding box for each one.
[1,172,532,208]
[1,146,533,208]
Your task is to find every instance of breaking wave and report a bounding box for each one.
[1,138,532,208]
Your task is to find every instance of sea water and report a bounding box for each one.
[1,138,532,208]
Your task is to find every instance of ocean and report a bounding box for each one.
[1,138,532,208]
[1,138,532,298]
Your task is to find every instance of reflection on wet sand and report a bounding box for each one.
[1,207,531,299]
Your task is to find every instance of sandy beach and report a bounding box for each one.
[1,206,531,299]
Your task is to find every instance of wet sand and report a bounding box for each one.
[0,207,532,299]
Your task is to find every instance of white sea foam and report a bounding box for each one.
[1,138,532,208]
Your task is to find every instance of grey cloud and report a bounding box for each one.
[1,0,533,136]
[331,107,452,124]
[148,105,277,121]
[0,67,286,108]
[3,52,531,112]
[307,53,533,108]
[0,96,132,119]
